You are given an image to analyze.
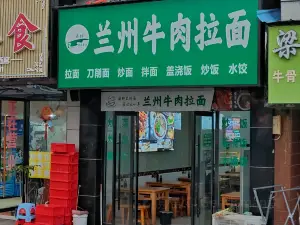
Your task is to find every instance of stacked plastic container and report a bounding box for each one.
[35,205,65,225]
[49,143,79,225]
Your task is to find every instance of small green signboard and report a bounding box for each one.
[58,0,259,88]
[268,24,300,103]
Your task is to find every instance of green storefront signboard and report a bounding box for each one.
[268,24,300,104]
[58,0,259,89]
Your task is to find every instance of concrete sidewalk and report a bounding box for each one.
[0,219,14,225]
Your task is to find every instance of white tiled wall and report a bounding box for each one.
[281,0,300,21]
[66,91,80,150]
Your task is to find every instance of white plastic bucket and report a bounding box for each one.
[73,214,88,225]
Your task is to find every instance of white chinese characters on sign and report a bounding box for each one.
[201,64,220,75]
[87,10,251,56]
[94,20,114,54]
[166,65,192,76]
[26,53,44,73]
[0,57,10,65]
[226,10,250,48]
[65,69,80,79]
[273,70,297,83]
[170,13,191,52]
[195,13,222,51]
[273,30,300,59]
[143,15,166,55]
[228,63,247,75]
[118,18,138,55]
[141,66,158,77]
[118,67,134,78]
[87,68,110,78]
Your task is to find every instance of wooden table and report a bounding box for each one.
[221,192,240,209]
[177,176,191,182]
[145,181,191,216]
[121,186,170,225]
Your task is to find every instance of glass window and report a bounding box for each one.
[28,101,67,203]
[218,111,250,212]
[0,101,24,210]
[29,101,67,152]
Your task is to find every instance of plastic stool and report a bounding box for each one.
[16,203,36,222]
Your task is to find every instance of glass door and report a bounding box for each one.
[111,112,139,225]
[192,112,214,225]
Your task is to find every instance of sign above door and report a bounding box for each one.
[58,0,259,89]
[101,89,214,111]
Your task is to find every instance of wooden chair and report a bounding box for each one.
[107,203,150,225]
[135,205,151,225]
[124,204,150,225]
[169,197,180,218]
[169,197,186,217]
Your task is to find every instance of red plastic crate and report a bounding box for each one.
[50,188,77,198]
[50,197,77,209]
[35,223,50,225]
[35,215,64,225]
[65,208,72,216]
[51,143,76,153]
[50,171,78,182]
[51,152,79,164]
[32,223,48,225]
[35,204,65,216]
[24,223,35,225]
[50,180,78,191]
[64,214,72,225]
[65,218,72,225]
[64,208,72,224]
[51,163,78,173]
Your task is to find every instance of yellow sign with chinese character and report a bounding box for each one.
[29,151,50,179]
[0,0,49,78]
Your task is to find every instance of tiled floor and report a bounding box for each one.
[0,219,14,225]
[114,213,212,225]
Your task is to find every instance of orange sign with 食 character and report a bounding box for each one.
[0,0,49,78]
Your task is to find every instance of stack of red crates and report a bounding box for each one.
[34,205,65,225]
[49,143,79,225]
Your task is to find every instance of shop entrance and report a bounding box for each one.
[103,111,215,225]
[110,112,139,225]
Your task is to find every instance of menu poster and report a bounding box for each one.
[29,151,50,179]
[139,112,178,152]
[225,117,241,142]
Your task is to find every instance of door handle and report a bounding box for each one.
[197,134,201,217]
[117,133,121,210]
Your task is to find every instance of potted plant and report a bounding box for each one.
[10,165,37,202]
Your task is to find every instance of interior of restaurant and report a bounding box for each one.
[103,110,250,225]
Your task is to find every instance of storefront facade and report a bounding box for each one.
[267,22,300,224]
[0,0,70,216]
[57,0,274,225]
